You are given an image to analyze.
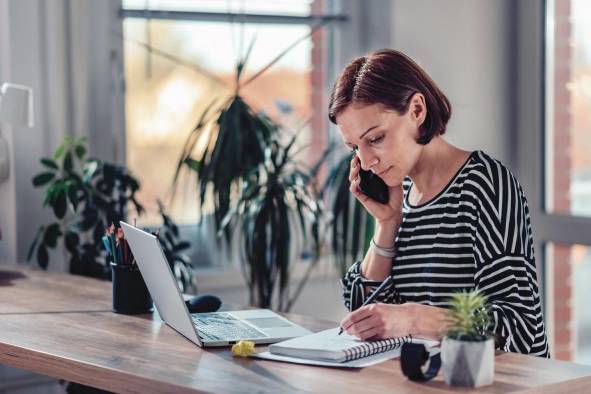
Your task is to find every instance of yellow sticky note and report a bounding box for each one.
[231,340,256,357]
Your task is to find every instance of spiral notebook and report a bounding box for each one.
[264,327,436,365]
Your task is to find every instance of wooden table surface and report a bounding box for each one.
[1,267,591,394]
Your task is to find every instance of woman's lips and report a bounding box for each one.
[376,167,391,176]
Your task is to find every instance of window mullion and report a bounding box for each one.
[120,9,348,26]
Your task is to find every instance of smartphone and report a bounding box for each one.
[358,169,389,204]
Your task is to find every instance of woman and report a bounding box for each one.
[330,49,549,357]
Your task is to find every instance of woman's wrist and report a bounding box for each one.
[408,303,448,340]
[370,238,396,258]
[376,215,401,229]
[373,219,400,249]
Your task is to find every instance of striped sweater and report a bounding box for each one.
[342,151,550,357]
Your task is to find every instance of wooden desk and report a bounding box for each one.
[1,267,591,393]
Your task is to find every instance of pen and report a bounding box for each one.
[102,236,112,256]
[338,275,394,335]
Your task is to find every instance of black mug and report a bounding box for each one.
[110,263,153,314]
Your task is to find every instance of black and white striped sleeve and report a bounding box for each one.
[340,261,399,311]
[470,158,549,356]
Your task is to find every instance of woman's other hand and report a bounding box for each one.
[339,303,416,340]
[339,302,448,341]
[349,155,404,226]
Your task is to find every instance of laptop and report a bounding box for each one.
[120,221,312,347]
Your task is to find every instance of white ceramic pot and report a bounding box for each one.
[441,337,494,387]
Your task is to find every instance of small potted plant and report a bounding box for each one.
[441,290,494,387]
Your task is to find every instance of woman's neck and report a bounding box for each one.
[408,138,470,205]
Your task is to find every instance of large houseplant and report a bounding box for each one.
[441,290,494,387]
[171,29,330,309]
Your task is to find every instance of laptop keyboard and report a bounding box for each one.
[192,312,267,341]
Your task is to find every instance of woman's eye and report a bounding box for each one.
[369,135,384,144]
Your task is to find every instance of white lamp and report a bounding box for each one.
[0,83,34,182]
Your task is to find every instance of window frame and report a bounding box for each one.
[516,0,591,272]
[521,0,591,248]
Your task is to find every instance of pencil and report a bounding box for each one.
[338,276,394,335]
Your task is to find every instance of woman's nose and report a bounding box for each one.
[357,149,378,171]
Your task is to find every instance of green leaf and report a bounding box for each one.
[172,97,219,185]
[32,172,56,187]
[27,226,44,261]
[40,158,59,170]
[128,176,140,192]
[43,223,62,248]
[64,231,80,253]
[77,218,96,232]
[75,144,86,160]
[164,231,175,247]
[53,143,66,160]
[63,151,73,172]
[52,191,67,219]
[183,158,201,172]
[131,198,145,216]
[173,241,191,252]
[37,244,49,269]
[44,180,66,207]
[67,185,79,212]
[236,36,257,83]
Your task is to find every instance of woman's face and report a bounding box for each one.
[336,96,426,187]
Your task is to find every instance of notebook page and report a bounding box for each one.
[269,327,413,362]
[272,328,363,351]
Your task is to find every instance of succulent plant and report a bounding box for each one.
[445,290,492,341]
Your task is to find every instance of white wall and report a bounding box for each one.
[0,0,123,269]
[0,0,53,267]
[0,0,16,266]
[333,0,517,170]
[389,0,516,169]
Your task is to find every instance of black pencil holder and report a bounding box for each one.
[111,263,153,315]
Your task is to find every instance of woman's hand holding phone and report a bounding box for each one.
[349,155,404,226]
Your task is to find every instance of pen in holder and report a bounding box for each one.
[104,224,153,315]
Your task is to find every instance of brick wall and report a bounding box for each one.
[310,0,328,184]
[551,0,573,361]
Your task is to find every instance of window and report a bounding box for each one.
[545,0,591,217]
[542,0,591,363]
[121,1,331,268]
[545,243,591,363]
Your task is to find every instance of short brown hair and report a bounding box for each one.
[328,49,452,145]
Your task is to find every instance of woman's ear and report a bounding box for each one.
[409,93,427,126]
